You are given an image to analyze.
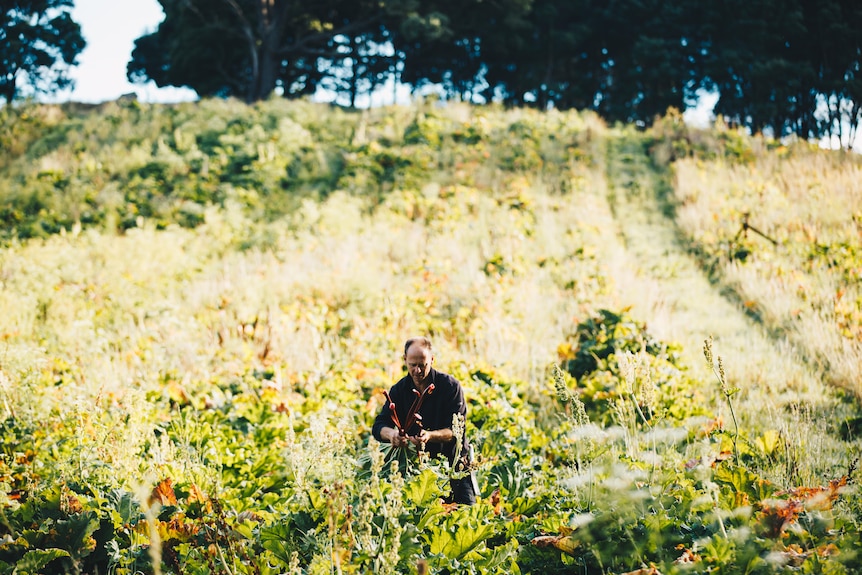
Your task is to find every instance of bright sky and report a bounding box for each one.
[53,0,197,103]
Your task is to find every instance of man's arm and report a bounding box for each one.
[413,377,465,446]
[412,428,454,444]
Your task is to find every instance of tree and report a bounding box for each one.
[317,5,393,108]
[393,0,533,103]
[698,0,862,146]
[803,0,862,148]
[129,0,420,103]
[481,0,594,110]
[469,0,703,123]
[129,0,271,101]
[0,0,85,103]
[126,0,862,144]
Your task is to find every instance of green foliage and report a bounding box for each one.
[558,309,708,426]
[646,108,755,167]
[562,308,665,380]
[0,0,85,103]
[0,99,602,242]
[403,113,444,148]
[0,101,859,575]
[8,549,70,575]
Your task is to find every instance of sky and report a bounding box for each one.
[53,0,197,103]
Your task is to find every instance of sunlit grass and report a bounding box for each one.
[673,144,862,396]
[0,101,859,573]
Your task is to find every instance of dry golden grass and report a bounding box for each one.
[579,128,860,484]
[0,150,608,445]
[673,145,862,396]
[0,104,856,491]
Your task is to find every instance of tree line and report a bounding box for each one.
[3,0,861,147]
[1,0,84,103]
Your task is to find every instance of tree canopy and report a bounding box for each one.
[127,0,862,146]
[127,0,445,104]
[0,0,85,103]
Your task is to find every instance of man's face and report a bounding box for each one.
[405,345,433,387]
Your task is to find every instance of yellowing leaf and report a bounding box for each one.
[531,533,580,556]
[755,430,782,456]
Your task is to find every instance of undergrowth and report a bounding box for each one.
[0,100,859,574]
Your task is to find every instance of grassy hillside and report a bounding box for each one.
[0,99,860,574]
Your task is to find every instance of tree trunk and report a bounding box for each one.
[1,66,18,103]
[0,80,14,104]
[253,0,290,101]
[349,36,359,108]
[244,28,260,103]
[257,35,280,101]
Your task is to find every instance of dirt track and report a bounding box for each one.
[576,129,858,482]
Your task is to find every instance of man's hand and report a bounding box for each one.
[408,429,455,448]
[383,427,455,448]
[381,426,410,448]
[407,431,426,449]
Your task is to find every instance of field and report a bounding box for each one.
[0,99,860,574]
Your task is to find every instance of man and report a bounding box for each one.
[372,337,476,505]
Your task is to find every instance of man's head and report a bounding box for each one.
[404,337,434,387]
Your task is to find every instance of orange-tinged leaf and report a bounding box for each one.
[774,475,848,511]
[151,478,178,507]
[758,498,803,538]
[818,543,840,557]
[674,548,701,564]
[188,482,205,503]
[187,482,212,511]
[700,416,724,436]
[711,451,733,467]
[441,502,459,514]
[62,488,83,514]
[488,488,502,515]
[620,567,662,575]
[158,515,200,542]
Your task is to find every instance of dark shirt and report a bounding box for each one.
[372,367,469,464]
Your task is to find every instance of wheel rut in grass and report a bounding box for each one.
[584,128,859,480]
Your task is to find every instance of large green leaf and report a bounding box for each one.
[714,463,774,505]
[403,468,442,508]
[427,504,497,560]
[260,523,299,565]
[51,513,100,559]
[429,521,496,560]
[14,548,70,575]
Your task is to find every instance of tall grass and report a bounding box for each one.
[0,101,860,573]
[0,101,610,482]
[673,144,862,397]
